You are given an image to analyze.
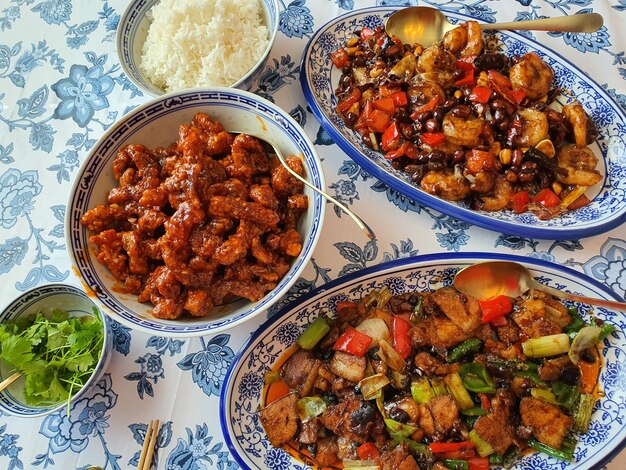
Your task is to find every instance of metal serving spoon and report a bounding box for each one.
[454,260,626,312]
[230,130,376,241]
[385,6,603,46]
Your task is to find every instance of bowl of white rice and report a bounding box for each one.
[117,0,278,96]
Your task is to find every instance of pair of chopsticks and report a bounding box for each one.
[138,419,160,470]
[0,371,22,392]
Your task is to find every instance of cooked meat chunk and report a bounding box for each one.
[512,294,564,338]
[315,437,339,467]
[260,393,298,447]
[414,351,458,376]
[473,414,513,455]
[410,317,472,349]
[319,391,375,444]
[280,350,321,397]
[429,395,460,436]
[377,443,421,470]
[428,287,482,333]
[298,418,320,445]
[520,396,573,449]
[538,355,574,382]
[330,351,366,383]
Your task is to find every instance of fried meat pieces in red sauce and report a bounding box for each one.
[259,284,603,469]
[81,113,308,320]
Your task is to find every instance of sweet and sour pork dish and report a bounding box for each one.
[81,113,308,320]
[332,21,601,218]
[261,284,614,469]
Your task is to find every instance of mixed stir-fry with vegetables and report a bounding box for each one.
[331,21,601,218]
[260,285,614,469]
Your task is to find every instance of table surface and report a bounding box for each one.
[0,0,625,469]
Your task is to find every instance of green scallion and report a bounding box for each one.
[297,316,331,350]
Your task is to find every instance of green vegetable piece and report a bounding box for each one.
[442,458,469,470]
[409,295,424,324]
[527,438,574,461]
[447,338,482,363]
[489,453,503,465]
[573,394,595,433]
[296,396,327,422]
[384,418,417,438]
[297,317,331,350]
[460,406,489,417]
[469,429,494,457]
[598,322,616,341]
[459,363,496,394]
[551,382,580,412]
[410,379,434,404]
[445,372,474,411]
[522,333,570,358]
[530,387,559,405]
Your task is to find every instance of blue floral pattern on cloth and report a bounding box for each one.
[165,424,238,470]
[128,421,173,469]
[0,423,23,470]
[178,335,235,397]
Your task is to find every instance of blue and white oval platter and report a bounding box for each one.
[220,252,626,470]
[300,7,626,239]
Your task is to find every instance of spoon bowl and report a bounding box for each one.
[385,6,603,46]
[454,260,626,312]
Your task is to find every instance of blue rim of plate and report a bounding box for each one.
[220,251,626,470]
[300,6,626,240]
[65,87,325,337]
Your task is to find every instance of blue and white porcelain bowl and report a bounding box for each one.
[220,252,626,470]
[65,87,325,337]
[300,6,626,239]
[0,284,112,418]
[117,0,279,96]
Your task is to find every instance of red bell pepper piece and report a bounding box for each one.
[360,27,376,42]
[480,295,513,324]
[373,96,396,113]
[487,69,512,89]
[455,69,475,87]
[337,88,361,113]
[385,141,407,160]
[392,316,412,359]
[419,132,446,147]
[465,149,496,175]
[512,190,530,214]
[469,85,493,104]
[409,96,441,120]
[357,442,380,460]
[429,441,476,460]
[533,188,560,208]
[488,70,526,105]
[330,48,349,69]
[381,122,401,151]
[467,456,490,470]
[456,59,476,72]
[567,193,591,210]
[478,392,491,411]
[366,109,392,133]
[333,326,372,357]
[507,89,527,105]
[390,90,408,107]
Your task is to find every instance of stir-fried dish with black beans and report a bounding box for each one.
[260,285,615,470]
[331,21,601,218]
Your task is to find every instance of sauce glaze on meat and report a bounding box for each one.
[81,113,308,320]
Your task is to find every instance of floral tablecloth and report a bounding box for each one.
[0,0,624,469]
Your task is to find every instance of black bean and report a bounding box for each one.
[417,151,430,164]
[427,161,445,171]
[322,392,339,405]
[580,349,596,364]
[345,112,357,127]
[388,408,410,423]
[452,149,465,164]
[474,52,507,71]
[493,109,505,123]
[415,111,433,122]
[410,165,428,183]
[491,99,508,111]
[425,119,440,133]
[340,75,352,88]
[451,105,471,118]
[498,117,511,132]
[385,44,402,57]
[428,150,446,162]
[520,161,538,172]
[351,401,376,424]
[443,97,458,111]
[412,121,424,133]
[517,172,535,183]
[511,149,524,167]
[432,106,445,122]
[354,56,366,66]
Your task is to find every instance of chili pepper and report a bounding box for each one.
[512,190,530,214]
[357,442,380,460]
[381,122,401,151]
[336,88,361,113]
[390,90,408,107]
[447,338,483,363]
[566,194,591,210]
[392,315,412,360]
[419,132,446,147]
[455,69,475,87]
[479,295,513,323]
[487,69,512,89]
[385,141,408,160]
[430,441,476,460]
[465,149,496,175]
[478,393,491,411]
[469,86,492,104]
[409,96,441,119]
[373,96,396,113]
[467,456,490,470]
[365,109,392,133]
[533,188,560,208]
[330,48,349,69]
[360,27,376,42]
[333,326,372,357]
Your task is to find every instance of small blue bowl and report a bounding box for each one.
[117,0,279,96]
[0,284,112,418]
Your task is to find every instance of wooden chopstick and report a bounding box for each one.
[0,371,22,392]
[138,419,159,470]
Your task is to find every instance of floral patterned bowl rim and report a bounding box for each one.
[0,283,113,418]
[65,87,325,337]
[300,6,626,240]
[116,0,279,96]
[220,252,626,470]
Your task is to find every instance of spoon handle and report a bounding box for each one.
[481,12,603,33]
[537,283,626,312]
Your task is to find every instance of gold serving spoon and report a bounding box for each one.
[453,260,626,312]
[230,130,376,241]
[385,6,603,46]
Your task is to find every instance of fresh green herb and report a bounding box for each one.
[0,308,104,410]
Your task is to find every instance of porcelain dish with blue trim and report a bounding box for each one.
[300,6,626,239]
[117,0,279,96]
[220,252,626,470]
[0,284,112,418]
[65,88,325,337]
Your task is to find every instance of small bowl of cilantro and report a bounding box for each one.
[0,283,112,417]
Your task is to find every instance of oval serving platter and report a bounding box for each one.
[220,252,626,470]
[300,6,626,239]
